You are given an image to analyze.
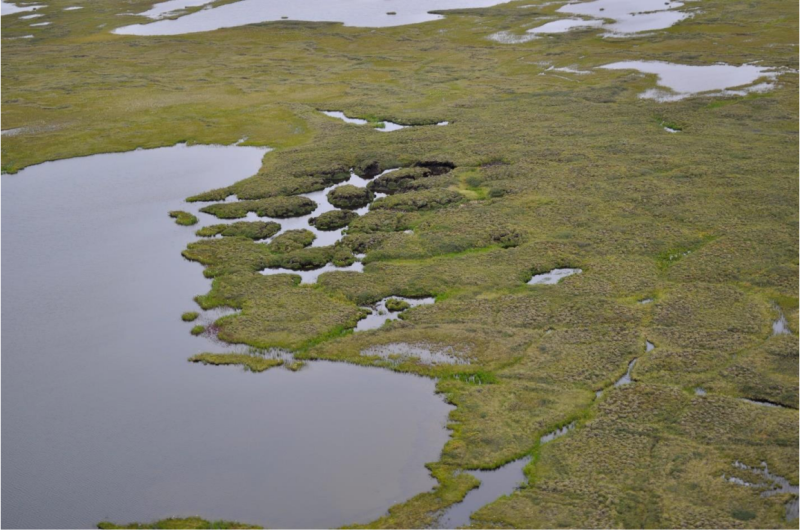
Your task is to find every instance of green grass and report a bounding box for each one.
[169,211,198,226]
[2,0,797,527]
[97,517,261,529]
[196,221,281,240]
[188,353,284,372]
[384,298,411,312]
[181,312,199,322]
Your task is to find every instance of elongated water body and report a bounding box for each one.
[528,17,603,34]
[436,457,531,528]
[2,144,454,529]
[599,61,782,101]
[114,0,511,35]
[528,267,582,285]
[355,296,436,332]
[558,0,691,35]
[322,110,448,131]
[726,461,799,521]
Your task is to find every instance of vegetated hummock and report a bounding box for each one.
[97,517,261,529]
[2,0,797,528]
[196,221,281,240]
[168,210,198,226]
[188,353,284,372]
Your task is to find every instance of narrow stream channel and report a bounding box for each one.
[1,144,454,529]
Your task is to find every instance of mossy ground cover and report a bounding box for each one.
[3,0,797,527]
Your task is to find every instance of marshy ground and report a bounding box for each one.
[2,0,798,527]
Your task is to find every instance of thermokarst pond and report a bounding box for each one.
[0,1,45,15]
[1,144,454,529]
[599,61,785,101]
[114,0,513,35]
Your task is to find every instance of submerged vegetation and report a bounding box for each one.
[2,0,797,527]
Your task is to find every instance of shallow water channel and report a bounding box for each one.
[1,144,454,529]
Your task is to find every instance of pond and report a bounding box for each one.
[599,61,781,101]
[1,143,454,529]
[557,0,692,35]
[114,0,510,36]
[1,1,45,16]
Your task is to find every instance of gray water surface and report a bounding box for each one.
[599,61,781,101]
[528,267,581,285]
[436,457,531,528]
[1,1,45,15]
[114,0,512,36]
[2,144,454,529]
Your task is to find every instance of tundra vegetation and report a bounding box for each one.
[2,0,797,528]
[97,517,260,529]
[168,210,198,226]
[181,312,199,322]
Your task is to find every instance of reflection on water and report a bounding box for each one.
[115,0,511,36]
[726,461,799,521]
[355,296,435,332]
[1,1,45,15]
[772,306,791,336]
[2,143,454,529]
[540,421,575,443]
[528,267,582,285]
[436,456,531,529]
[322,110,449,131]
[599,61,783,101]
[558,0,691,35]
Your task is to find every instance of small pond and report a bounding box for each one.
[528,267,582,285]
[599,61,782,101]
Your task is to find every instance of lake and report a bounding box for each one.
[1,144,454,529]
